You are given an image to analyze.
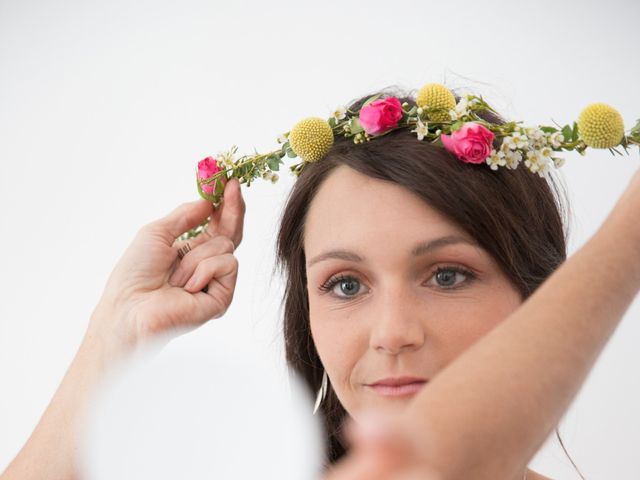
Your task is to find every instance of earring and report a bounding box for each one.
[313,369,328,415]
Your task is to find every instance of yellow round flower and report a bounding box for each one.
[416,83,456,122]
[288,117,334,162]
[577,103,625,149]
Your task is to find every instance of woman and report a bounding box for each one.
[2,88,639,480]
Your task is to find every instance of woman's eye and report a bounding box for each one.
[319,275,364,299]
[318,266,475,300]
[428,266,474,289]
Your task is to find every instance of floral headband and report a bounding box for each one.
[181,82,640,240]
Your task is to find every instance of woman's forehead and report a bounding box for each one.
[304,166,474,256]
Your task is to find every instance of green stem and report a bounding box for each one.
[201,148,282,186]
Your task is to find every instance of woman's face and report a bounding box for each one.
[304,165,523,421]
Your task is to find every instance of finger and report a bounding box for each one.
[169,235,235,287]
[183,253,238,296]
[205,178,246,249]
[185,255,239,323]
[146,199,215,245]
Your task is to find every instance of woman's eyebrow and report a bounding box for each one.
[307,235,478,268]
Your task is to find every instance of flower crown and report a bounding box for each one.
[181,82,640,240]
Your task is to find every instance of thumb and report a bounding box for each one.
[148,199,214,245]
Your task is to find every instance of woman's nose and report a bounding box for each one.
[369,287,425,355]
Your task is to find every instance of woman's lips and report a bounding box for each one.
[366,381,428,397]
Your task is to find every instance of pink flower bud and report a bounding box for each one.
[358,97,404,136]
[197,156,225,195]
[440,123,495,164]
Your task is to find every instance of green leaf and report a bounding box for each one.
[561,125,573,141]
[349,117,364,134]
[328,117,337,128]
[540,126,558,134]
[267,156,281,171]
[362,94,382,108]
[451,121,463,132]
[571,122,579,142]
[214,178,225,196]
[196,177,215,202]
[286,148,297,158]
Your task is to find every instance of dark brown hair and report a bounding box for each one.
[274,86,583,476]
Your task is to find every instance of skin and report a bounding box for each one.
[1,179,247,480]
[305,165,522,414]
[305,165,543,479]
[319,167,640,479]
[5,165,640,479]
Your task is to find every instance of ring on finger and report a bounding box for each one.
[176,242,192,260]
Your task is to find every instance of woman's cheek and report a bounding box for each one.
[312,313,359,372]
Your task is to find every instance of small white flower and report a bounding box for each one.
[449,97,469,120]
[417,107,424,115]
[502,136,516,150]
[486,149,506,170]
[333,105,347,121]
[526,127,544,141]
[511,132,529,149]
[270,173,279,184]
[262,170,273,180]
[502,133,520,150]
[549,132,564,148]
[411,119,430,141]
[526,128,547,149]
[524,150,541,173]
[505,150,523,169]
[216,149,236,167]
[277,133,289,144]
[536,161,551,177]
[524,149,552,175]
[540,146,553,160]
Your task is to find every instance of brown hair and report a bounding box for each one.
[274,86,582,475]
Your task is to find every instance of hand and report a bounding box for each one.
[322,413,442,480]
[88,178,246,354]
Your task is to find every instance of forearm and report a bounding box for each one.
[402,211,640,480]
[1,309,120,480]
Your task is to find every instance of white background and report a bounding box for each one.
[1,0,639,478]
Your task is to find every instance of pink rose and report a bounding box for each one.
[440,122,495,164]
[358,97,404,135]
[197,156,225,194]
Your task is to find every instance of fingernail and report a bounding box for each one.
[184,276,197,290]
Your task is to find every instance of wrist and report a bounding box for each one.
[82,303,134,367]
